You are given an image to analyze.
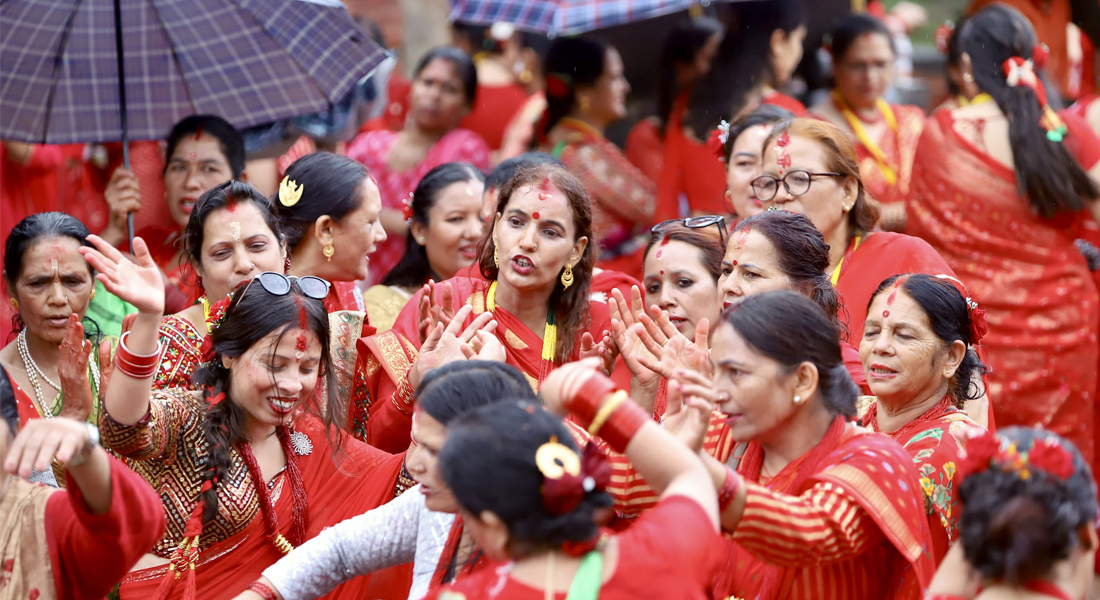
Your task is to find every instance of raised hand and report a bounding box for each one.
[56,314,94,421]
[78,235,164,316]
[579,331,616,377]
[663,368,720,453]
[4,417,95,477]
[634,318,712,381]
[101,167,142,247]
[416,280,459,344]
[464,330,507,363]
[410,305,496,388]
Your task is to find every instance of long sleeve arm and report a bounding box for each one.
[731,480,886,567]
[47,455,166,600]
[263,484,426,600]
[98,389,194,461]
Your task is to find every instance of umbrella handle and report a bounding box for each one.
[127,212,135,251]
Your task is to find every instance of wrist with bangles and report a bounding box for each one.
[116,331,163,379]
[246,581,279,600]
[565,373,648,453]
[718,465,744,512]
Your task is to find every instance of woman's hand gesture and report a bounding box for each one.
[78,234,164,316]
[663,369,720,453]
[416,280,457,344]
[4,417,95,477]
[410,305,497,388]
[56,315,94,421]
[634,316,713,382]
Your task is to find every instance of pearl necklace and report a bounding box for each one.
[16,329,100,419]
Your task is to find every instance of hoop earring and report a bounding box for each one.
[322,243,335,262]
[493,245,499,268]
[561,264,574,289]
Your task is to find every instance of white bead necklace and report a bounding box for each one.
[15,329,100,419]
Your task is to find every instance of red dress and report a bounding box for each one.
[655,100,727,222]
[459,83,530,150]
[907,108,1100,475]
[624,117,664,185]
[423,495,722,600]
[762,91,810,117]
[346,129,491,283]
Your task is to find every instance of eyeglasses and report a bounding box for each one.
[238,272,330,302]
[651,215,727,239]
[751,170,842,202]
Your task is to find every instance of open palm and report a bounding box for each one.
[78,235,165,315]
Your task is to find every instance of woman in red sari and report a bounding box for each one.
[906,4,1100,476]
[860,274,989,564]
[810,15,925,230]
[755,118,955,341]
[540,37,655,277]
[669,290,934,599]
[358,164,607,453]
[274,152,387,314]
[79,238,404,600]
[426,362,722,599]
[657,0,807,223]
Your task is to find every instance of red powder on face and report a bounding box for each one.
[190,152,197,159]
[295,334,307,352]
[195,126,203,140]
[659,270,664,275]
[776,132,790,147]
[532,211,540,220]
[886,289,898,305]
[655,250,662,259]
[538,177,552,193]
[777,154,792,171]
[883,310,890,318]
[732,260,737,266]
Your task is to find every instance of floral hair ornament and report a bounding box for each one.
[707,120,731,161]
[545,73,573,98]
[536,437,611,517]
[960,429,1076,483]
[279,176,304,207]
[401,192,415,223]
[932,274,988,345]
[934,20,955,55]
[198,296,233,364]
[1002,56,1067,142]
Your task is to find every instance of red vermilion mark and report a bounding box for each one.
[882,310,890,318]
[537,177,553,200]
[776,132,790,147]
[296,334,308,351]
[777,154,792,171]
[190,152,197,159]
[195,126,203,140]
[886,290,897,305]
[776,132,791,175]
[655,251,662,259]
[659,270,664,274]
[732,260,738,266]
[532,211,540,220]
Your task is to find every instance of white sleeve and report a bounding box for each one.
[409,502,456,600]
[264,484,425,600]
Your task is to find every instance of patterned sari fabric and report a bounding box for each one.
[907,110,1100,472]
[863,396,983,564]
[101,389,404,600]
[717,417,935,600]
[151,314,203,391]
[356,274,615,454]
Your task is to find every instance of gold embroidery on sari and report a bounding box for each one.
[504,330,528,350]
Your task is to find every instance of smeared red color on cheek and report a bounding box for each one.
[532,211,540,220]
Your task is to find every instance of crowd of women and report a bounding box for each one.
[3,2,1100,600]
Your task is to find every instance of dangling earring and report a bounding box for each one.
[89,287,96,302]
[561,264,574,289]
[793,395,802,405]
[284,255,291,274]
[322,243,335,262]
[493,245,499,268]
[196,275,204,292]
[9,297,18,309]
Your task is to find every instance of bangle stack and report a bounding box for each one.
[569,373,648,453]
[391,365,417,416]
[245,581,279,600]
[115,332,162,379]
[718,465,744,512]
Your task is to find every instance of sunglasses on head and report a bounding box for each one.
[651,215,727,240]
[238,272,330,302]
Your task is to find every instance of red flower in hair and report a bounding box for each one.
[1029,438,1075,480]
[206,296,231,328]
[199,335,216,363]
[706,128,726,161]
[960,430,1000,479]
[1032,43,1050,70]
[969,306,988,346]
[541,441,611,517]
[545,74,571,98]
[401,195,414,221]
[934,22,955,55]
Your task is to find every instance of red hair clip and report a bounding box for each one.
[960,430,1076,482]
[537,439,611,517]
[934,21,955,55]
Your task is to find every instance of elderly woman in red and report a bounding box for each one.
[860,274,988,564]
[669,290,934,599]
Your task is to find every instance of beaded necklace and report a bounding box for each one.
[16,329,100,419]
[485,281,558,380]
[237,426,309,554]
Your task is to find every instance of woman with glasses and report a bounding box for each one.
[752,118,953,341]
[78,237,406,599]
[810,15,925,229]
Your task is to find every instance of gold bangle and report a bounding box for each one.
[588,390,628,437]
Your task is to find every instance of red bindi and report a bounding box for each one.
[732,260,738,266]
[882,310,890,318]
[190,152,197,159]
[659,270,664,275]
[532,211,540,220]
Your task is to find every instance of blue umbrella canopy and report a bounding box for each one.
[0,0,388,144]
[450,0,734,37]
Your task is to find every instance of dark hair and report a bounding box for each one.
[829,14,895,65]
[957,5,1098,217]
[959,427,1098,585]
[191,278,339,527]
[3,212,99,340]
[186,181,285,274]
[440,400,613,553]
[274,152,369,250]
[733,211,846,337]
[723,104,795,161]
[945,17,967,98]
[164,115,246,179]
[382,163,486,288]
[868,274,990,405]
[485,152,563,192]
[414,46,478,108]
[480,164,595,363]
[417,360,536,425]
[543,37,610,133]
[657,17,724,135]
[721,290,858,416]
[644,223,724,283]
[765,119,880,240]
[686,0,805,137]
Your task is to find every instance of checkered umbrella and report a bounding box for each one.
[0,0,388,145]
[450,0,736,37]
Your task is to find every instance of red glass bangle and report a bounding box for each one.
[115,332,161,379]
[246,581,279,600]
[566,373,619,427]
[718,466,743,512]
[593,399,649,454]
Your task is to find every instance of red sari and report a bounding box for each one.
[864,397,983,564]
[424,496,722,600]
[625,116,664,185]
[907,109,1100,473]
[655,99,727,222]
[834,231,956,343]
[718,417,935,600]
[357,275,616,454]
[459,83,530,151]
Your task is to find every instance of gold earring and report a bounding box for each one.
[561,264,574,289]
[89,287,96,302]
[322,243,335,262]
[493,245,499,268]
[579,96,591,112]
[417,237,425,245]
[8,297,17,309]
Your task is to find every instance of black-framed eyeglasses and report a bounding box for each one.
[651,215,727,240]
[238,272,330,302]
[751,170,842,202]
